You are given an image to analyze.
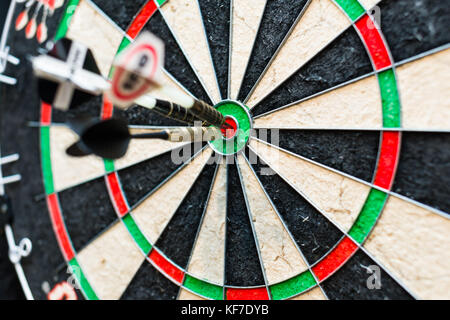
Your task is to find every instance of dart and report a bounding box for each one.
[36,4,48,44]
[15,0,35,31]
[32,34,229,129]
[65,116,222,159]
[25,1,42,39]
[36,0,64,43]
[15,0,63,43]
[108,31,229,129]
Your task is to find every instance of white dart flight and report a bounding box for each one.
[32,38,109,111]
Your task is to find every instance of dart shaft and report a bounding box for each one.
[136,95,208,126]
[132,127,222,142]
[166,127,222,142]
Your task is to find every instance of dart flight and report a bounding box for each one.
[32,38,109,110]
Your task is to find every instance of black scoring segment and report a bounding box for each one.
[58,177,118,252]
[393,133,450,214]
[237,0,308,102]
[154,157,218,269]
[225,158,265,286]
[198,0,231,99]
[90,0,148,31]
[322,250,414,300]
[251,27,373,117]
[255,129,380,182]
[245,148,343,264]
[52,95,103,124]
[145,11,212,105]
[118,144,204,208]
[378,0,450,62]
[120,261,178,300]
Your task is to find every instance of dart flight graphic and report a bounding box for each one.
[108,32,165,109]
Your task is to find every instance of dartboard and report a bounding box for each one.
[0,0,449,300]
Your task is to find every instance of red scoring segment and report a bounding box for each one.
[148,250,184,284]
[47,194,75,261]
[127,0,158,39]
[40,102,52,125]
[355,15,392,70]
[101,96,114,120]
[226,287,269,300]
[106,173,129,217]
[373,132,400,190]
[220,117,238,139]
[312,237,358,282]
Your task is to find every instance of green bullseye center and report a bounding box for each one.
[209,100,252,155]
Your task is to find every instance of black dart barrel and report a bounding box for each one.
[152,99,199,125]
[187,99,227,128]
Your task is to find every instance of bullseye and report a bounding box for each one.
[220,116,238,139]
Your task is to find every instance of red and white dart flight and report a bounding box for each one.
[108,32,165,109]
